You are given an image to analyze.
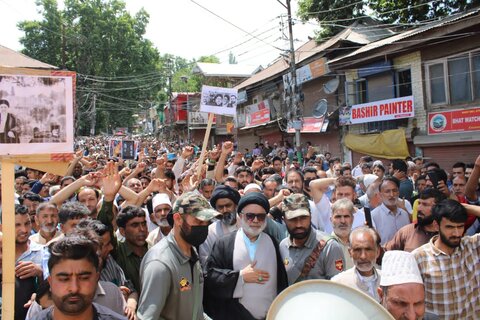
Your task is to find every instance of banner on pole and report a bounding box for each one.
[200,85,237,116]
[0,74,74,155]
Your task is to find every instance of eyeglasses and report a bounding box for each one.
[242,212,267,222]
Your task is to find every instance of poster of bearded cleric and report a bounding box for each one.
[200,85,238,116]
[0,74,74,155]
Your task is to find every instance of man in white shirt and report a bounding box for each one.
[372,176,410,245]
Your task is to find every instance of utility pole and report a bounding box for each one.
[168,73,173,141]
[282,0,302,162]
[90,94,96,136]
[181,76,190,143]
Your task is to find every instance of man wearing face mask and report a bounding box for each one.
[199,185,240,267]
[146,193,172,248]
[204,192,288,320]
[138,192,220,320]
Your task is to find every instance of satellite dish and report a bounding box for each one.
[323,78,340,94]
[312,99,328,118]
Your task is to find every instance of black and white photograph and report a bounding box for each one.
[121,140,136,160]
[200,85,237,116]
[0,74,74,155]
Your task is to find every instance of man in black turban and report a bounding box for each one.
[200,185,241,267]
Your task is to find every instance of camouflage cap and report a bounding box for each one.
[172,191,221,222]
[283,194,310,220]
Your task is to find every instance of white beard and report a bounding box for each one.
[156,218,169,227]
[240,217,266,238]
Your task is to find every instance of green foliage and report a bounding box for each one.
[198,55,220,63]
[297,0,365,38]
[18,0,162,135]
[298,0,480,39]
[369,0,480,24]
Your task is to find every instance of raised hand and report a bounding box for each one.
[134,162,147,174]
[182,146,194,159]
[221,141,234,155]
[233,152,243,165]
[148,178,167,193]
[40,172,57,184]
[102,161,122,202]
[252,159,264,172]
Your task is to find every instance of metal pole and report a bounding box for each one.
[187,93,191,142]
[90,93,96,136]
[168,74,173,141]
[286,0,301,162]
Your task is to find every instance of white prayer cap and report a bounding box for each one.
[380,251,423,286]
[244,183,262,194]
[362,174,379,189]
[152,193,172,210]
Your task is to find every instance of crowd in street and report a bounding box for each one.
[3,135,480,320]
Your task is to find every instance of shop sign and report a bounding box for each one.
[428,107,480,135]
[340,96,414,125]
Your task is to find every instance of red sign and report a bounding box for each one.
[288,117,324,133]
[428,108,480,135]
[246,108,270,127]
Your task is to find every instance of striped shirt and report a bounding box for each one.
[101,254,135,292]
[413,234,480,318]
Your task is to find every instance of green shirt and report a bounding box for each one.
[115,240,146,293]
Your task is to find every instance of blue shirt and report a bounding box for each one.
[240,228,262,261]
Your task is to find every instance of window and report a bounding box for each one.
[396,69,412,97]
[426,51,480,105]
[345,79,367,105]
[429,63,446,104]
[448,56,471,103]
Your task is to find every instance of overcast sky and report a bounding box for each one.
[0,0,318,67]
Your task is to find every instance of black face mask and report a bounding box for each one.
[180,219,209,247]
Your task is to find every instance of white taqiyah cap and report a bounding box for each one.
[363,174,379,189]
[244,183,262,193]
[152,193,172,210]
[380,251,423,286]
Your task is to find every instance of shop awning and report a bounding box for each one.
[241,119,278,130]
[287,117,325,133]
[414,131,480,146]
[344,128,409,159]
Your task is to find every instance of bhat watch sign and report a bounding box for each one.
[428,107,480,135]
[200,85,237,116]
[349,96,414,125]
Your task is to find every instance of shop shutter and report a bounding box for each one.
[422,144,480,170]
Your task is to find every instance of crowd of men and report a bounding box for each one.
[2,136,480,320]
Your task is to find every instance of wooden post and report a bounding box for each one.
[196,113,215,179]
[1,159,15,320]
